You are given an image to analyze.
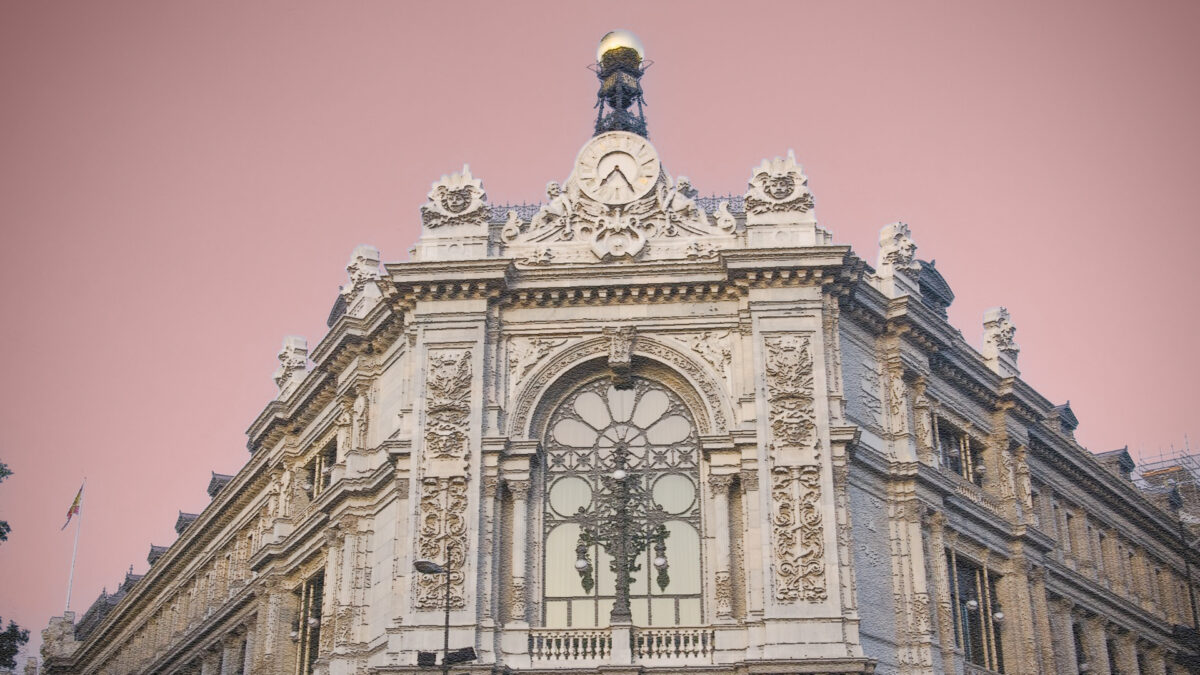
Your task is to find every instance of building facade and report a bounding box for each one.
[40,33,1200,675]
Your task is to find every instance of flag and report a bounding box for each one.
[62,484,83,531]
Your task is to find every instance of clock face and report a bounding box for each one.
[574,132,661,205]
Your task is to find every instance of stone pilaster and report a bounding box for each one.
[1082,614,1112,675]
[709,473,736,619]
[507,478,530,624]
[924,510,957,675]
[886,488,933,674]
[1049,599,1080,675]
[1028,566,1055,674]
[1110,630,1139,675]
[997,551,1039,675]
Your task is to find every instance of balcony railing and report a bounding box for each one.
[529,630,612,661]
[633,627,716,659]
[529,627,717,663]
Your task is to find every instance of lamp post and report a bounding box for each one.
[413,559,451,675]
[573,441,671,623]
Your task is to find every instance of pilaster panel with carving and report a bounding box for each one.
[770,465,826,603]
[414,477,469,610]
[423,350,472,461]
[762,334,827,604]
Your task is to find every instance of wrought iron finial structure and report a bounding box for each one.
[573,440,671,623]
[591,30,651,138]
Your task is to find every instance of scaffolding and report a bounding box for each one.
[1134,440,1199,490]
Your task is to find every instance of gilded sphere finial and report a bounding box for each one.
[597,29,644,62]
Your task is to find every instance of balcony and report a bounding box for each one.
[529,626,717,666]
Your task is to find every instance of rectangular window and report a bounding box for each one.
[304,442,338,500]
[934,418,985,486]
[947,551,1005,673]
[295,573,324,675]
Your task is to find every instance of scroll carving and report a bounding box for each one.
[424,350,472,460]
[763,335,817,455]
[414,477,468,610]
[771,465,826,602]
[502,173,735,263]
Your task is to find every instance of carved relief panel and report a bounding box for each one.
[761,334,828,604]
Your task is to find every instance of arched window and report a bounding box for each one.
[541,376,703,628]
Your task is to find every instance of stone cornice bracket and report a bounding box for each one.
[273,336,308,400]
[982,306,1020,377]
[872,222,921,299]
[605,325,636,387]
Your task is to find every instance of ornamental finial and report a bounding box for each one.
[592,30,650,137]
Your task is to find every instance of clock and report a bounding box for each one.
[574,132,661,205]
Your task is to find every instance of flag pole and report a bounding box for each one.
[65,479,85,613]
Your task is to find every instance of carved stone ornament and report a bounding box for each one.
[878,222,920,274]
[763,335,818,456]
[744,150,815,216]
[414,477,468,610]
[983,307,1020,360]
[501,133,736,263]
[606,326,635,386]
[859,362,884,430]
[273,336,308,395]
[708,473,736,497]
[507,336,567,389]
[684,331,733,379]
[771,465,827,603]
[715,570,733,616]
[420,165,489,229]
[509,578,526,621]
[340,245,380,301]
[423,350,472,460]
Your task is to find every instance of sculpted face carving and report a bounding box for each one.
[745,150,814,216]
[420,165,488,229]
[441,187,473,214]
[765,174,796,200]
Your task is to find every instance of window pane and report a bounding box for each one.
[545,524,582,596]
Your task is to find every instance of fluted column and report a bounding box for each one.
[709,473,735,619]
[508,479,530,623]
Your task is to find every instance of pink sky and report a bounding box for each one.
[1,0,1198,663]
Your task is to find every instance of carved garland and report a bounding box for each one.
[414,477,469,610]
[763,335,827,603]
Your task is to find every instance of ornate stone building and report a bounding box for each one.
[40,32,1200,675]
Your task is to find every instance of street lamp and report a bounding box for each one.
[573,441,671,623]
[413,559,451,675]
